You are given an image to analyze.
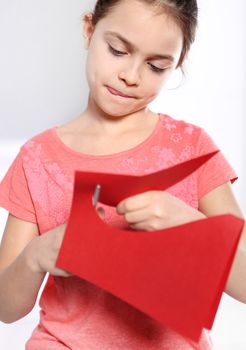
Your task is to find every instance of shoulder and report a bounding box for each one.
[19,127,58,159]
[158,113,212,152]
[12,127,64,178]
[21,127,55,149]
[158,113,202,135]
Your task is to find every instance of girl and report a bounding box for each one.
[0,0,245,349]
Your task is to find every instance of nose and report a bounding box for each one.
[118,62,141,86]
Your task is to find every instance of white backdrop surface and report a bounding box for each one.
[0,0,246,349]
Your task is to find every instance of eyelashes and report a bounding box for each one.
[108,45,126,57]
[107,44,167,74]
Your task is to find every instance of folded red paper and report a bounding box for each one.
[72,150,219,206]
[56,151,244,341]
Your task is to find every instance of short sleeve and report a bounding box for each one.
[0,150,37,223]
[196,128,238,199]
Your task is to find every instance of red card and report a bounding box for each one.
[56,151,244,341]
[72,150,219,206]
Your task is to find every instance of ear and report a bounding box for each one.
[83,12,95,49]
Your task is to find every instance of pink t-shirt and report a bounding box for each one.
[0,113,238,349]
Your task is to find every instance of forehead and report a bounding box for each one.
[97,0,183,55]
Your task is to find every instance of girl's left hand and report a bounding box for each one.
[116,191,206,231]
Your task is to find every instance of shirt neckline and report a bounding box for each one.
[50,112,164,159]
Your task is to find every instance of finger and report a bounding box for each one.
[124,207,151,224]
[129,220,157,232]
[96,206,105,220]
[52,268,73,277]
[117,192,152,214]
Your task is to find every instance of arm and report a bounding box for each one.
[198,181,246,303]
[0,214,69,323]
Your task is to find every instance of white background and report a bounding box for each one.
[0,0,245,349]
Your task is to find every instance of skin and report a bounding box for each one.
[0,0,245,324]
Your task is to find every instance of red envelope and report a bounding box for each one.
[56,151,244,341]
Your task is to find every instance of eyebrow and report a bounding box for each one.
[104,31,174,62]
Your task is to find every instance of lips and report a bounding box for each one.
[107,86,134,98]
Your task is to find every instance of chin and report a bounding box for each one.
[101,108,132,119]
[97,100,133,118]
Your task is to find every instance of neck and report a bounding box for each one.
[80,93,152,134]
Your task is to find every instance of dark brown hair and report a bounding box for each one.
[90,0,198,68]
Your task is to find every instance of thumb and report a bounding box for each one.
[96,206,105,220]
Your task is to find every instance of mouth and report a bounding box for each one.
[106,86,135,99]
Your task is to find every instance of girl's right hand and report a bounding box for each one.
[26,223,71,277]
[25,207,105,277]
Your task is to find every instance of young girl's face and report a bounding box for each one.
[84,0,183,117]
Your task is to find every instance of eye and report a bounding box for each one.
[148,63,167,74]
[108,44,168,74]
[108,44,126,56]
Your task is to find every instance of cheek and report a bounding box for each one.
[85,43,108,81]
[141,77,164,98]
[138,72,173,104]
[151,69,176,92]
